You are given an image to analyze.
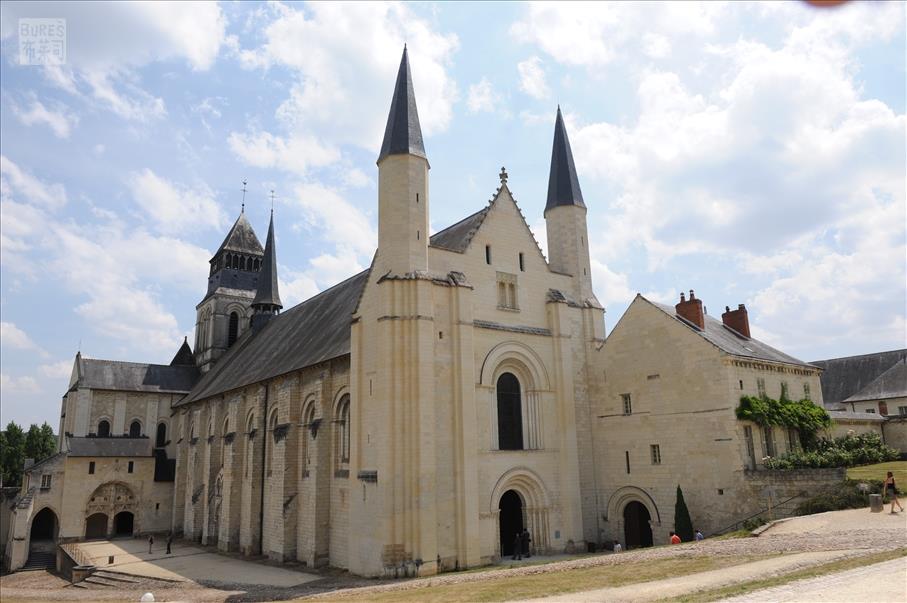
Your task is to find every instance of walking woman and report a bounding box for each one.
[883,471,903,514]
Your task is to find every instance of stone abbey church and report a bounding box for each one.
[6,48,829,576]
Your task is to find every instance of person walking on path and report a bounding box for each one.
[521,528,532,558]
[148,534,154,554]
[166,533,173,555]
[669,531,681,544]
[512,532,523,560]
[695,529,704,541]
[883,471,903,514]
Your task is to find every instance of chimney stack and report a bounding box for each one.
[675,289,705,330]
[722,304,751,338]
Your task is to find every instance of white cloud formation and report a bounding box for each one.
[517,57,549,100]
[227,130,341,176]
[0,373,41,394]
[466,78,501,113]
[0,155,67,209]
[1,322,41,352]
[40,360,73,380]
[126,169,226,234]
[10,97,77,138]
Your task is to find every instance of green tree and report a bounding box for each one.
[1,421,26,486]
[674,485,694,542]
[24,422,57,463]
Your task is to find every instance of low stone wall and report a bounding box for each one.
[882,417,907,459]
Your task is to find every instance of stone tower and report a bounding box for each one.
[376,45,429,276]
[195,210,264,372]
[250,210,282,331]
[544,107,595,304]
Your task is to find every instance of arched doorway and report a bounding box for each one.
[29,508,58,548]
[498,489,524,557]
[623,501,653,549]
[85,513,108,539]
[114,511,134,536]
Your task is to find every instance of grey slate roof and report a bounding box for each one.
[179,269,370,405]
[377,46,426,164]
[843,359,907,403]
[810,349,907,406]
[826,410,887,422]
[68,436,153,457]
[429,207,490,252]
[545,106,585,213]
[215,211,264,257]
[649,299,813,368]
[252,211,282,309]
[75,354,198,394]
[170,338,195,366]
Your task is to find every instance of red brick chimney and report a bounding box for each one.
[722,304,750,338]
[675,289,705,330]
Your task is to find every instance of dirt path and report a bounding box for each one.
[518,550,856,603]
[718,556,907,602]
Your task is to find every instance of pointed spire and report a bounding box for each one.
[170,336,195,366]
[545,106,586,213]
[252,210,282,312]
[377,45,426,164]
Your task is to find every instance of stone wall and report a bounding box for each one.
[883,417,907,458]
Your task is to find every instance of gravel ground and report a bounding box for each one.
[1,508,904,602]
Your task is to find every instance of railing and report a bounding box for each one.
[711,493,804,536]
[60,542,92,567]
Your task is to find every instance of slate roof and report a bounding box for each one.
[843,359,907,403]
[67,436,153,457]
[252,211,282,309]
[377,46,426,164]
[429,207,490,252]
[75,355,198,394]
[648,299,813,368]
[170,338,195,366]
[810,349,907,406]
[215,211,264,257]
[545,106,585,213]
[826,410,887,422]
[179,269,370,405]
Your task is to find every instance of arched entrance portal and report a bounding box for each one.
[623,501,653,548]
[29,508,58,550]
[85,513,108,539]
[498,489,523,557]
[114,511,134,536]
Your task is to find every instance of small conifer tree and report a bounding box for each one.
[674,485,694,542]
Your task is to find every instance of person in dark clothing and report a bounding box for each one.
[521,528,532,558]
[511,533,522,560]
[166,533,173,554]
[148,534,154,554]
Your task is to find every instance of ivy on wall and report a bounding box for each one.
[736,395,831,449]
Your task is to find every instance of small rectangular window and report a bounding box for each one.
[866,409,876,413]
[416,193,419,204]
[739,380,744,390]
[519,252,525,272]
[622,394,632,415]
[485,245,492,265]
[625,451,630,474]
[757,378,766,397]
[89,461,95,475]
[650,444,661,465]
[496,272,519,310]
[899,406,907,417]
[780,381,789,399]
[40,474,52,489]
[128,461,134,473]
[762,426,776,457]
[803,383,811,400]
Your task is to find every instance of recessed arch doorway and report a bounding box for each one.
[498,489,524,557]
[623,501,653,548]
[114,511,134,536]
[85,513,108,539]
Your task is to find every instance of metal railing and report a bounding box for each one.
[711,493,804,536]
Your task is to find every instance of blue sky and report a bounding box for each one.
[1,1,904,428]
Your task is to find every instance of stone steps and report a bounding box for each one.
[21,551,55,571]
[92,569,142,583]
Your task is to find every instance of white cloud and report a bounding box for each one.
[10,98,77,138]
[642,33,671,59]
[1,322,41,352]
[0,373,41,394]
[467,78,501,113]
[517,57,549,100]
[0,155,67,209]
[227,130,340,176]
[126,169,226,234]
[289,183,376,259]
[40,360,73,379]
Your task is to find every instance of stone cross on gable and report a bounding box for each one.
[500,166,508,185]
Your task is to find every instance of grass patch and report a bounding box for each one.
[712,529,753,540]
[314,555,773,602]
[847,460,907,485]
[669,547,907,602]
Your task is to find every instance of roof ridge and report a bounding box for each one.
[810,348,907,363]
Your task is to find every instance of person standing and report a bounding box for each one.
[521,528,532,558]
[669,531,681,544]
[613,540,622,553]
[166,533,173,555]
[883,471,903,514]
[512,532,523,560]
[695,529,704,541]
[148,534,154,554]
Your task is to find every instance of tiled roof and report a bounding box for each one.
[810,349,907,406]
[843,359,907,403]
[545,106,585,212]
[377,46,426,164]
[67,436,153,457]
[429,207,490,253]
[76,356,198,394]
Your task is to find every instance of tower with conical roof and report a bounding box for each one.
[194,208,265,372]
[376,45,429,275]
[250,210,282,331]
[544,107,595,303]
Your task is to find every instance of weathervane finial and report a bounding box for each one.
[241,179,248,212]
[499,166,508,185]
[269,189,276,212]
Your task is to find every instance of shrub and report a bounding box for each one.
[795,479,888,515]
[736,395,831,449]
[764,432,899,470]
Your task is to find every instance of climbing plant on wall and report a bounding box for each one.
[735,395,831,450]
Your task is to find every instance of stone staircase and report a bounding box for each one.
[72,569,142,589]
[21,550,55,571]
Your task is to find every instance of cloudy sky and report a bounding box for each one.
[1,1,904,428]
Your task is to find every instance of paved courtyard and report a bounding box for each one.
[77,538,320,586]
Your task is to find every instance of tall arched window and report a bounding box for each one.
[129,420,142,438]
[245,413,256,478]
[155,422,167,447]
[221,417,230,465]
[497,373,523,450]
[228,312,239,347]
[266,411,278,475]
[335,395,350,464]
[97,420,110,438]
[302,402,316,473]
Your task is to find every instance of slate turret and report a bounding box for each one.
[251,210,282,331]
